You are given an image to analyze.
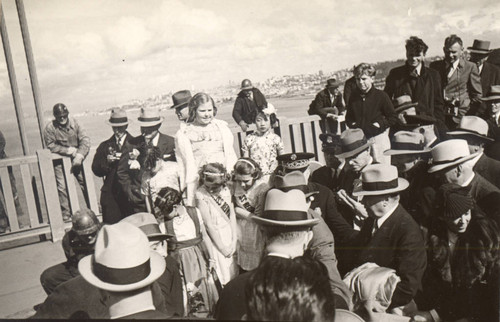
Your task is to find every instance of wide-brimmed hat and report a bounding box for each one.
[253,189,319,227]
[482,85,500,102]
[393,95,418,113]
[137,108,164,127]
[384,131,431,156]
[352,164,409,197]
[447,116,493,142]
[79,222,166,292]
[273,170,319,198]
[170,90,192,110]
[467,39,492,55]
[277,152,315,171]
[105,108,129,127]
[326,78,340,89]
[404,114,436,126]
[241,79,253,91]
[335,128,372,159]
[319,133,342,153]
[428,139,480,173]
[120,212,173,241]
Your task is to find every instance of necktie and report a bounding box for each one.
[447,64,455,79]
[372,220,379,236]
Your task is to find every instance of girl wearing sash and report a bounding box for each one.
[155,187,219,317]
[195,163,238,285]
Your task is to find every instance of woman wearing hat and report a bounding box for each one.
[415,183,500,322]
[175,93,237,206]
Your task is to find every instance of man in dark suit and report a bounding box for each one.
[468,39,500,118]
[385,36,446,134]
[310,133,343,191]
[429,34,482,128]
[92,109,135,224]
[483,86,500,160]
[309,78,345,133]
[232,79,268,132]
[346,164,427,310]
[116,108,175,214]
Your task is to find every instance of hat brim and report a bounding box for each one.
[383,147,431,156]
[170,102,189,110]
[78,251,166,292]
[468,48,491,55]
[394,102,418,113]
[147,232,174,241]
[447,130,494,142]
[481,95,500,101]
[427,152,480,173]
[335,141,373,159]
[241,86,253,91]
[352,178,409,197]
[137,117,164,127]
[105,120,129,127]
[252,216,319,227]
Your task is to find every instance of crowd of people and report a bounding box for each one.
[7,34,499,321]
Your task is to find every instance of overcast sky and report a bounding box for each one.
[0,0,499,115]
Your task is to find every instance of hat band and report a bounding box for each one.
[109,117,128,124]
[277,185,308,193]
[431,155,465,166]
[138,116,161,122]
[392,141,425,151]
[139,223,163,237]
[342,138,368,153]
[92,257,151,285]
[263,210,309,222]
[362,178,398,191]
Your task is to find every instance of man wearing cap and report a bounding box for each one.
[33,212,183,319]
[427,139,500,225]
[116,107,175,214]
[232,79,268,132]
[430,35,482,126]
[92,108,135,224]
[385,36,446,133]
[40,209,101,295]
[43,103,91,221]
[171,90,191,123]
[468,39,500,117]
[308,78,346,133]
[345,164,427,310]
[447,116,500,189]
[310,133,343,191]
[384,131,432,225]
[216,189,326,320]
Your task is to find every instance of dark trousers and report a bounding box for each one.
[40,262,80,295]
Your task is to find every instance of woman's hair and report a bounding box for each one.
[254,111,278,126]
[233,158,262,180]
[154,187,182,218]
[198,162,229,186]
[353,63,376,77]
[142,145,161,172]
[246,256,336,321]
[186,92,218,123]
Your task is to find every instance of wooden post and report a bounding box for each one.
[15,0,45,148]
[0,1,29,155]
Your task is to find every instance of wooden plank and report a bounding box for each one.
[302,122,315,155]
[37,149,65,242]
[82,156,99,215]
[0,167,19,231]
[290,123,302,153]
[0,155,37,167]
[279,119,292,154]
[234,132,242,158]
[20,164,38,228]
[313,120,326,165]
[0,224,50,244]
[62,157,80,213]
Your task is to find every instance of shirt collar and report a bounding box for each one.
[267,252,293,259]
[150,133,160,146]
[376,203,399,229]
[414,63,422,76]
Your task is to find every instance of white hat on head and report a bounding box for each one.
[427,139,480,173]
[137,107,164,127]
[352,164,409,197]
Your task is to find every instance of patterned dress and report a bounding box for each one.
[242,130,284,176]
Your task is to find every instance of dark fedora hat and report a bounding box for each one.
[403,114,436,126]
[326,78,340,89]
[335,128,372,159]
[468,39,492,55]
[170,90,192,110]
[393,95,418,113]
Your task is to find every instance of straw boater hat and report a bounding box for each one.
[482,85,500,102]
[137,107,164,127]
[447,116,494,142]
[277,152,315,172]
[79,222,166,292]
[170,90,192,110]
[393,95,418,113]
[120,212,173,241]
[335,128,373,159]
[352,164,409,197]
[326,78,340,89]
[384,131,431,156]
[105,108,129,127]
[252,189,319,227]
[467,39,492,55]
[427,139,480,173]
[273,170,319,198]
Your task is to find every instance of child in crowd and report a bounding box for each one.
[231,158,270,272]
[242,107,284,180]
[195,163,238,285]
[154,187,219,317]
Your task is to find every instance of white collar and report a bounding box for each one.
[150,133,160,146]
[115,133,126,146]
[267,252,293,259]
[414,63,422,75]
[460,172,475,187]
[375,203,399,231]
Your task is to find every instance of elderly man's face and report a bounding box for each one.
[489,101,500,115]
[141,126,159,143]
[469,53,488,66]
[355,75,374,93]
[363,194,388,218]
[406,50,425,68]
[345,149,371,173]
[55,113,69,126]
[444,42,463,64]
[434,166,459,184]
[112,125,127,138]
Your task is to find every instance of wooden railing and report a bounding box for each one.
[0,115,330,246]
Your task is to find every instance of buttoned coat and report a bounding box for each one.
[473,153,500,189]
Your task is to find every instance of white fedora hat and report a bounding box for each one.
[384,131,431,156]
[252,189,319,227]
[137,107,164,127]
[447,116,494,142]
[352,164,409,197]
[105,108,129,127]
[120,212,173,241]
[428,139,480,173]
[79,222,166,292]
